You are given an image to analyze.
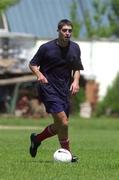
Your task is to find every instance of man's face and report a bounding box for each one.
[58,25,72,42]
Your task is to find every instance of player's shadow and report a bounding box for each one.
[20,160,54,164]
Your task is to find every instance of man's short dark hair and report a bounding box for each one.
[57,19,73,30]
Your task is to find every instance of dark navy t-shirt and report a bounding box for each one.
[30,39,84,104]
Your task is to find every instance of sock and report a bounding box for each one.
[59,138,70,151]
[35,125,57,142]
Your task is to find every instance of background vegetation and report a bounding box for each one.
[70,0,119,39]
[95,73,119,117]
[0,0,19,10]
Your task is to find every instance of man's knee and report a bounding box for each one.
[61,119,68,128]
[52,111,68,128]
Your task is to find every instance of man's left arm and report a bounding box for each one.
[70,70,80,95]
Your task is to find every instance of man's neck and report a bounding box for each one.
[57,38,69,47]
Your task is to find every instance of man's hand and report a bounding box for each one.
[29,64,48,83]
[70,81,80,95]
[37,72,48,83]
[70,70,80,95]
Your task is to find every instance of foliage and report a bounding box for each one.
[103,73,119,111]
[70,0,81,38]
[85,0,119,38]
[70,0,119,38]
[108,0,119,37]
[71,87,85,113]
[95,73,119,116]
[0,0,19,11]
[84,0,112,38]
[95,100,106,117]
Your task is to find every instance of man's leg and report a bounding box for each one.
[35,124,57,142]
[52,111,70,151]
[29,124,57,157]
[52,111,79,162]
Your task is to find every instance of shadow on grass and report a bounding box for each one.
[20,160,54,164]
[20,159,79,164]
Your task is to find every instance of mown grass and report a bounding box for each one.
[0,115,119,180]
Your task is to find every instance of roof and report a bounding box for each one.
[5,0,91,38]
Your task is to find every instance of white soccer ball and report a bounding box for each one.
[53,148,72,162]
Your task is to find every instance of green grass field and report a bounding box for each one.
[0,115,119,180]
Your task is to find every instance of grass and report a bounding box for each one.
[0,115,119,180]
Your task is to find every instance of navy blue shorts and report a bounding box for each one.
[37,83,70,117]
[43,101,70,117]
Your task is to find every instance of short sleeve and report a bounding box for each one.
[74,45,84,70]
[70,44,84,71]
[30,44,46,66]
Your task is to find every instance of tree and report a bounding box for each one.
[104,73,119,112]
[70,0,111,38]
[96,73,119,116]
[0,0,19,11]
[70,0,81,38]
[83,0,119,38]
[70,0,119,39]
[108,0,119,37]
[83,0,112,38]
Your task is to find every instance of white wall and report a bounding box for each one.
[77,40,119,99]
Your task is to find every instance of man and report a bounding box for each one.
[29,19,84,162]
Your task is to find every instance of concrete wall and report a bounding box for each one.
[77,40,119,99]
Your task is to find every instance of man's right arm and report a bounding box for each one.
[29,64,48,83]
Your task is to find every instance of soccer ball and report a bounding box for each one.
[53,148,72,162]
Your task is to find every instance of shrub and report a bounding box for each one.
[95,72,119,116]
[71,87,85,113]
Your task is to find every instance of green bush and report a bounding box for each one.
[95,72,119,116]
[95,100,106,117]
[71,87,85,113]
